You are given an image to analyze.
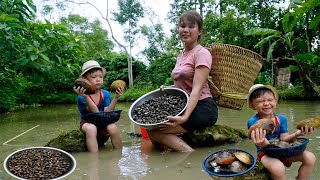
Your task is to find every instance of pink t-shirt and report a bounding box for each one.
[172,45,213,100]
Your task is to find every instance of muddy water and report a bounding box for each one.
[0,101,319,180]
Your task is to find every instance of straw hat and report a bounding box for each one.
[247,84,278,109]
[80,60,106,77]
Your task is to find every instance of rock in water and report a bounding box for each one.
[46,130,87,152]
[180,124,247,147]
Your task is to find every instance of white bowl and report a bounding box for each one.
[3,146,77,180]
[128,87,189,130]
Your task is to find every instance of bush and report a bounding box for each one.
[0,76,24,112]
[278,85,305,100]
[119,82,155,101]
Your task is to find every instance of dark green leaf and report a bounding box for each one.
[288,65,300,72]
[244,28,280,36]
[254,35,275,48]
[266,40,280,62]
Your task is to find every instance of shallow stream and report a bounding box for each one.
[0,101,319,179]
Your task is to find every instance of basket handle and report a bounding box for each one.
[208,76,248,100]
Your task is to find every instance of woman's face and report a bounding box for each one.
[178,19,202,46]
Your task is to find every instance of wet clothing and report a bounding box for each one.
[181,97,218,131]
[247,114,292,167]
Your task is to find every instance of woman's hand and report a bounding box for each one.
[159,115,187,129]
[160,85,165,91]
[160,85,175,91]
[73,86,87,97]
[251,128,268,148]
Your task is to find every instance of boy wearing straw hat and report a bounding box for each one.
[73,60,125,153]
[247,84,316,180]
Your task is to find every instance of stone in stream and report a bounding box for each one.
[180,124,247,147]
[46,129,87,152]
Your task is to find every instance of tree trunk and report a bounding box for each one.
[128,21,133,88]
[297,64,320,99]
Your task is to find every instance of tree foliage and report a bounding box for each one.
[1,0,320,112]
[60,14,114,60]
[0,0,88,111]
[244,0,320,98]
[112,0,144,88]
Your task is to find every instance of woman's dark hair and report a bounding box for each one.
[179,11,203,41]
[249,88,275,102]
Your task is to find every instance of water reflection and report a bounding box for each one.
[85,154,100,180]
[118,146,148,180]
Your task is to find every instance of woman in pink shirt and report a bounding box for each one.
[148,11,218,152]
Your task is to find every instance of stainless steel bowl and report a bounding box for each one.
[128,87,189,130]
[4,147,77,180]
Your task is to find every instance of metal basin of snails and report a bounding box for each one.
[202,148,256,177]
[128,88,189,130]
[3,147,76,180]
[264,137,309,158]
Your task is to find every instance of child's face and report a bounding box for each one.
[249,91,277,117]
[84,70,104,89]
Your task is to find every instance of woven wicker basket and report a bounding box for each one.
[207,44,264,110]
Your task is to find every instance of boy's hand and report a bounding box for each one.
[295,126,314,136]
[115,86,125,98]
[73,86,87,97]
[251,128,268,147]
